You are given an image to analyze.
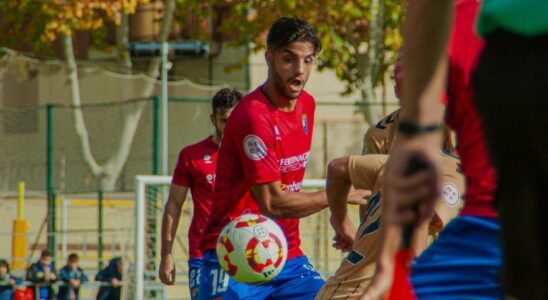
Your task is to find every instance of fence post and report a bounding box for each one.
[12,181,29,271]
[152,96,159,175]
[322,121,329,175]
[134,177,145,300]
[98,189,104,270]
[46,104,57,265]
[244,38,251,91]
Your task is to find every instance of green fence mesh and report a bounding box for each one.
[0,97,402,195]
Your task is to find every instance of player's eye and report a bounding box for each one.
[284,56,294,63]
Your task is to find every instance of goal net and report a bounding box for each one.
[133,175,328,300]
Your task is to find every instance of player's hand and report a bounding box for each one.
[48,273,57,281]
[346,188,370,206]
[383,135,440,227]
[159,254,176,285]
[9,278,16,285]
[330,215,356,252]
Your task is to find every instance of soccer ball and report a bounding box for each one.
[216,213,288,284]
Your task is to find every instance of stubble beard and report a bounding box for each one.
[214,126,223,141]
[272,69,303,100]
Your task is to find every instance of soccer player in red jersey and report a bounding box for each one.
[198,17,367,300]
[361,0,502,299]
[158,88,242,299]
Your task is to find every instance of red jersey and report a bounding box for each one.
[172,136,218,259]
[202,87,316,259]
[445,0,498,217]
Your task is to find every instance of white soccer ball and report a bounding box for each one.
[216,213,288,284]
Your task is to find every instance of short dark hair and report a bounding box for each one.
[212,88,242,114]
[41,250,53,258]
[267,17,321,55]
[0,259,9,272]
[68,253,79,263]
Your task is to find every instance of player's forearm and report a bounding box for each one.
[160,200,183,256]
[411,220,430,256]
[375,186,405,270]
[375,223,402,272]
[400,0,452,125]
[327,157,352,223]
[267,190,328,219]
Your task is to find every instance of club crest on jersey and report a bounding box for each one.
[206,174,214,185]
[302,114,309,135]
[204,154,212,164]
[441,182,460,207]
[243,135,267,160]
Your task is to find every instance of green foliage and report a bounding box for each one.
[0,1,50,54]
[0,0,404,95]
[0,0,149,55]
[178,0,404,95]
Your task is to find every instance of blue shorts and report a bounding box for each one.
[411,216,503,299]
[198,250,324,300]
[188,258,203,300]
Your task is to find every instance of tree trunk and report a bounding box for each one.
[359,0,385,125]
[99,0,176,190]
[69,0,176,191]
[116,12,132,70]
[64,35,104,178]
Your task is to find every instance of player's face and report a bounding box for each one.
[0,265,7,275]
[211,107,235,139]
[267,41,316,100]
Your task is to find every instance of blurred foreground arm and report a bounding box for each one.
[360,0,454,299]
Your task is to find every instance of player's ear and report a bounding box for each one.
[210,114,216,126]
[265,50,273,68]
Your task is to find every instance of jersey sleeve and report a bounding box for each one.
[348,155,388,191]
[361,129,384,155]
[233,113,281,185]
[171,149,192,187]
[431,156,465,231]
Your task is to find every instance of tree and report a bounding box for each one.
[178,0,403,123]
[0,1,144,53]
[0,0,177,190]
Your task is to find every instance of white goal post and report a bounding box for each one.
[133,175,326,300]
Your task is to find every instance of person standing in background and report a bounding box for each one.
[158,88,242,299]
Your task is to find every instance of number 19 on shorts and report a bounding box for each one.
[210,269,228,295]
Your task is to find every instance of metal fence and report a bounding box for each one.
[0,97,399,196]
